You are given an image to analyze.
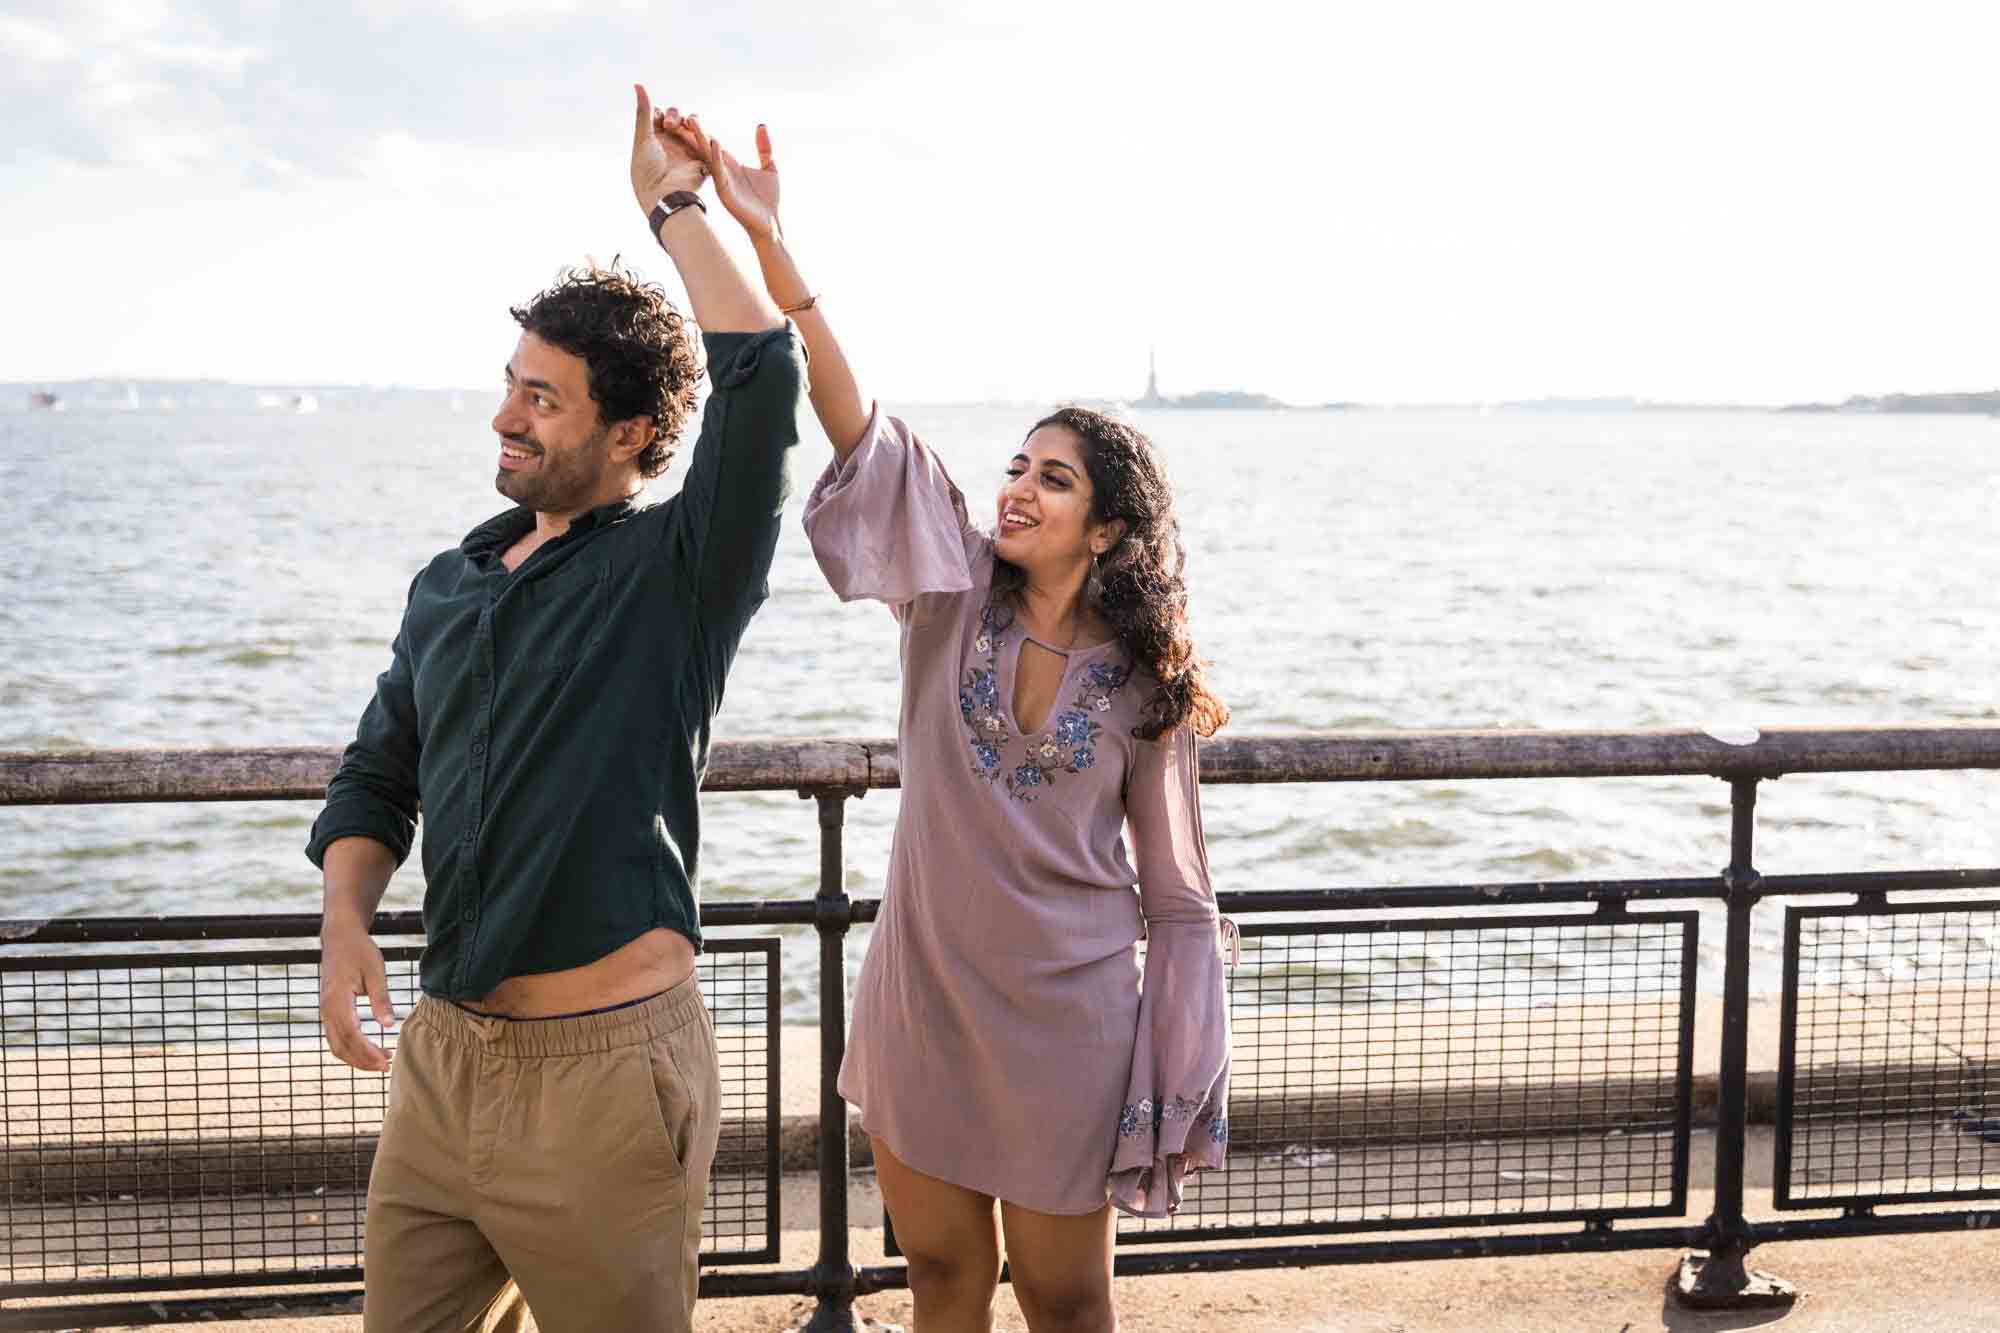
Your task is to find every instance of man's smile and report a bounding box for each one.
[499,439,541,470]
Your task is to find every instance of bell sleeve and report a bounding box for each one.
[1108,725,1232,1218]
[801,405,982,622]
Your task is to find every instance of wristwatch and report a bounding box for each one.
[648,191,707,235]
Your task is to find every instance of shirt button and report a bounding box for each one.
[462,905,475,923]
[471,740,485,756]
[462,827,474,844]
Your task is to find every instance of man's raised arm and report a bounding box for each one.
[631,85,785,335]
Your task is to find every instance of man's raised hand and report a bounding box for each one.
[631,84,708,215]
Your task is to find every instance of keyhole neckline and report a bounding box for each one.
[999,625,1119,738]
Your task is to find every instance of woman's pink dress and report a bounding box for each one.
[804,408,1230,1217]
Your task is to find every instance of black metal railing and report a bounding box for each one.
[3,726,2000,1328]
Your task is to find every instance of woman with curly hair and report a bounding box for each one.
[686,118,1231,1332]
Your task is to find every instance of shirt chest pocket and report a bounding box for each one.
[516,557,611,673]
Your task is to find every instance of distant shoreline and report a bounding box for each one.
[10,378,1999,417]
[1778,390,2000,416]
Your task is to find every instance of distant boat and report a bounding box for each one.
[28,391,62,411]
[291,393,319,415]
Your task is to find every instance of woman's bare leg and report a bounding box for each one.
[998,1199,1117,1333]
[872,1136,1002,1332]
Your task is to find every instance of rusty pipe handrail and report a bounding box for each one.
[3,724,2000,806]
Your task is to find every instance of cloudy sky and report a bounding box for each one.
[5,0,1995,404]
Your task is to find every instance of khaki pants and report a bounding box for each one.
[362,974,720,1333]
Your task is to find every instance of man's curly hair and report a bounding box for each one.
[508,262,702,478]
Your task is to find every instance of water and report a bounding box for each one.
[5,400,1998,1015]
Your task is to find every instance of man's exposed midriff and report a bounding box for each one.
[470,926,697,1017]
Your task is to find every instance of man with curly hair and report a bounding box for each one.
[307,87,804,1332]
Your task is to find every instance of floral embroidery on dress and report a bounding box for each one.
[960,606,1014,780]
[960,600,1132,799]
[1117,1093,1228,1147]
[1006,704,1091,797]
[1083,660,1131,702]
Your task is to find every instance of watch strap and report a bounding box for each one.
[648,191,707,235]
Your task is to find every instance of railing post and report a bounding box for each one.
[1674,776,1797,1310]
[798,788,861,1332]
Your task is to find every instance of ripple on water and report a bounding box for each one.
[1764,815,1844,832]
[234,813,313,830]
[1292,820,1462,857]
[49,839,200,862]
[220,644,300,668]
[787,705,875,724]
[1479,847,1587,876]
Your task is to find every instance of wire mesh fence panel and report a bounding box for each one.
[700,939,781,1263]
[1,938,779,1296]
[1118,912,1696,1242]
[0,946,414,1293]
[1776,901,2000,1208]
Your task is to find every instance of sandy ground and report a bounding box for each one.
[12,1126,1999,1332]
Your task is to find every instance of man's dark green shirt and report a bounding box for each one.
[307,326,805,1000]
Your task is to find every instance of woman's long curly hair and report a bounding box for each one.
[990,406,1229,741]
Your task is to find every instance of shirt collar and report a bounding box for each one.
[571,491,652,532]
[459,491,652,559]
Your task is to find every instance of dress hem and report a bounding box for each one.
[853,1105,1114,1218]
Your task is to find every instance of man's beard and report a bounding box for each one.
[494,423,610,513]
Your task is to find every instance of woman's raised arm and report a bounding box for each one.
[694,121,872,460]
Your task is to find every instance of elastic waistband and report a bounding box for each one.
[411,971,705,1056]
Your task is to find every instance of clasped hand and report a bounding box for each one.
[631,83,783,243]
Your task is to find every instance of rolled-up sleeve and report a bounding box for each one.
[670,325,807,647]
[306,584,422,869]
[801,406,980,620]
[1108,726,1231,1218]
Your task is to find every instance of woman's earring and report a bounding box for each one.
[1086,549,1104,603]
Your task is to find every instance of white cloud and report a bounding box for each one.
[355,129,589,203]
[0,16,74,62]
[5,0,1998,400]
[441,0,586,18]
[1,2,266,171]
[135,38,262,76]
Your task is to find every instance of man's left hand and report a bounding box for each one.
[631,83,707,215]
